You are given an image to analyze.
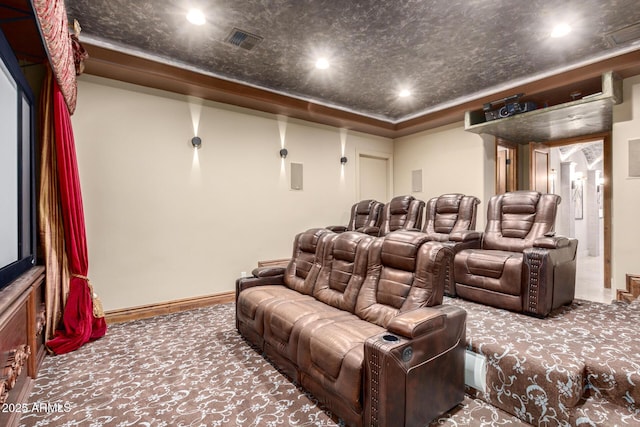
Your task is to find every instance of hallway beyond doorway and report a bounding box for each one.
[575,251,612,304]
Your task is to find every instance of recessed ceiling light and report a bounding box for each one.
[399,89,411,98]
[551,23,571,38]
[315,58,330,70]
[186,9,206,26]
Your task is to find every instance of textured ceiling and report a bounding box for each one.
[65,0,640,122]
[558,141,603,168]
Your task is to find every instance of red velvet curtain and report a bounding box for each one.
[46,80,107,354]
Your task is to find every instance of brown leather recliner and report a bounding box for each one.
[454,191,578,317]
[234,227,332,345]
[297,231,464,427]
[327,199,384,235]
[362,195,425,237]
[422,194,482,296]
[236,229,466,427]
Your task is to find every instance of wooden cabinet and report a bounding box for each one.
[0,266,45,427]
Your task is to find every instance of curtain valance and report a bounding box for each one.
[32,0,77,113]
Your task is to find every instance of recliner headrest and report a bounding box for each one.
[389,195,413,214]
[435,194,463,214]
[332,232,366,262]
[355,200,374,215]
[298,228,331,253]
[380,230,430,271]
[501,191,540,213]
[500,192,540,239]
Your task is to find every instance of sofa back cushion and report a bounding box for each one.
[483,191,560,252]
[432,194,463,234]
[355,230,442,327]
[313,232,374,312]
[422,194,481,242]
[349,199,383,231]
[284,228,332,295]
[378,195,425,236]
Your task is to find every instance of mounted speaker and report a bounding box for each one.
[291,163,303,190]
[629,139,640,177]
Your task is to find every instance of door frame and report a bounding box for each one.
[355,149,393,202]
[495,138,518,194]
[530,142,551,193]
[537,132,612,289]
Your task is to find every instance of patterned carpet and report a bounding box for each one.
[18,302,524,427]
[19,304,337,427]
[445,296,640,426]
[20,297,640,426]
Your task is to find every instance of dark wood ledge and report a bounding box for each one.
[83,43,640,139]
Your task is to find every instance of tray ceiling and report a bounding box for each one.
[65,0,640,123]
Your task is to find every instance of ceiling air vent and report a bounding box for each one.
[605,22,640,47]
[224,28,263,51]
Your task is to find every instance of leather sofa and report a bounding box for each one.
[236,228,466,427]
[453,191,578,317]
[327,199,384,235]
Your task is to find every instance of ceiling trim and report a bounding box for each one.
[82,42,640,139]
[82,43,397,138]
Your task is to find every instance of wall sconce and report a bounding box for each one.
[340,156,348,165]
[279,148,288,159]
[191,136,202,149]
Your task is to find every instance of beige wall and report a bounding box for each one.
[612,74,640,292]
[393,123,495,229]
[72,75,392,311]
[394,74,640,293]
[72,73,640,311]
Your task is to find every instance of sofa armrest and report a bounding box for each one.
[252,266,286,278]
[326,225,347,232]
[522,238,578,317]
[449,230,482,243]
[363,304,466,427]
[533,235,570,249]
[235,269,286,298]
[357,226,380,236]
[386,307,446,339]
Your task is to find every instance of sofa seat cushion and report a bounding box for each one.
[237,285,311,336]
[455,249,523,296]
[262,298,350,363]
[297,315,385,411]
[424,232,451,242]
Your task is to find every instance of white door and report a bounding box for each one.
[359,155,389,203]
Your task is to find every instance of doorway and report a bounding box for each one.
[547,138,609,302]
[495,133,612,303]
[496,139,517,194]
[357,152,392,203]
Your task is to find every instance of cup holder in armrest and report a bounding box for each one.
[382,334,399,342]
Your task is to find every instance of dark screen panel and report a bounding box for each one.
[0,28,35,289]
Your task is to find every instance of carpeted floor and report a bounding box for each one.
[20,304,338,427]
[445,296,640,426]
[19,302,524,427]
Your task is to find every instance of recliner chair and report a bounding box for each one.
[422,193,482,296]
[362,195,425,237]
[327,199,384,235]
[453,191,578,317]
